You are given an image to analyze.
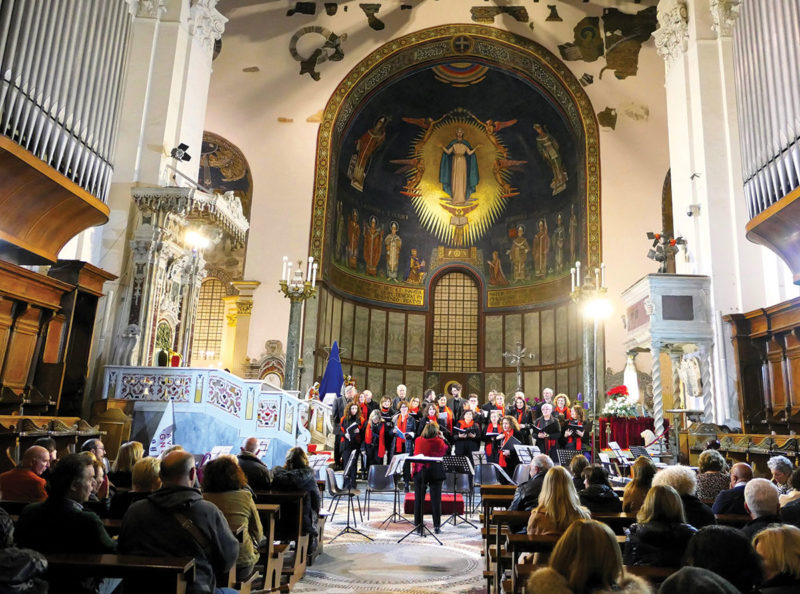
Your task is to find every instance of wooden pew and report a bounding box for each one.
[513,562,676,594]
[591,512,637,535]
[46,554,195,594]
[715,513,750,528]
[254,491,309,590]
[217,525,260,594]
[479,493,514,592]
[255,503,284,593]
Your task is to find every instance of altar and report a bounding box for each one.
[598,416,669,450]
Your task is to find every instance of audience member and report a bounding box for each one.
[15,453,117,594]
[568,453,590,493]
[271,447,322,554]
[712,462,752,516]
[509,454,553,512]
[658,567,740,594]
[160,444,185,459]
[779,468,800,507]
[80,438,109,472]
[237,437,271,491]
[767,455,793,496]
[119,450,238,594]
[0,446,49,502]
[652,465,715,528]
[203,455,264,582]
[622,456,657,514]
[683,525,763,593]
[781,476,800,528]
[528,519,650,594]
[108,440,143,489]
[579,465,622,513]
[623,485,697,567]
[0,508,47,593]
[695,449,730,502]
[741,478,781,540]
[109,456,161,519]
[753,524,800,593]
[80,451,111,517]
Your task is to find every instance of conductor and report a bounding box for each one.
[412,422,448,534]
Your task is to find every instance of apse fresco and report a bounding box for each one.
[329,60,586,305]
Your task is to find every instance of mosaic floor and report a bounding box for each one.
[294,490,487,593]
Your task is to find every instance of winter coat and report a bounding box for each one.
[237,452,272,491]
[622,521,697,567]
[203,489,264,569]
[579,483,622,513]
[527,567,652,594]
[270,466,321,537]
[0,547,47,594]
[119,485,238,594]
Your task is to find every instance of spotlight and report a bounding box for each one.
[170,143,191,162]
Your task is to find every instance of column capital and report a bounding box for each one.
[710,0,742,37]
[654,0,689,66]
[190,0,228,54]
[125,0,168,19]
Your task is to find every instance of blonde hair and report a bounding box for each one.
[368,409,381,424]
[555,393,570,408]
[753,524,800,579]
[637,484,686,524]
[652,464,697,496]
[131,456,161,492]
[502,415,521,432]
[546,519,623,592]
[113,441,144,472]
[535,466,590,531]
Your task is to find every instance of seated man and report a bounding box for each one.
[237,437,271,491]
[741,478,781,540]
[15,453,117,594]
[0,445,50,502]
[119,450,238,594]
[509,454,553,512]
[712,462,752,516]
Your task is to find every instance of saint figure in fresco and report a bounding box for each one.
[384,221,402,281]
[439,128,480,204]
[346,209,360,269]
[406,248,426,284]
[534,123,568,196]
[552,214,566,273]
[363,216,384,276]
[533,218,550,279]
[334,201,346,262]
[348,116,388,192]
[487,250,509,286]
[508,225,530,282]
[569,204,578,263]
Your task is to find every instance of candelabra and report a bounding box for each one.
[570,261,610,461]
[279,256,318,391]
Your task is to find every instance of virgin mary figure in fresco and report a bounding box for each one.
[439,128,480,205]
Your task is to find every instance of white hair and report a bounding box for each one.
[744,478,779,517]
[532,454,554,473]
[652,464,697,496]
[767,455,793,475]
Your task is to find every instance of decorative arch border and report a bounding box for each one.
[309,24,601,303]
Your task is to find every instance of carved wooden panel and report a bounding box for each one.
[1,305,42,391]
[765,335,788,412]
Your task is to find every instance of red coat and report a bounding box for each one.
[0,468,47,502]
[412,436,448,475]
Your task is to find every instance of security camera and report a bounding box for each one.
[170,143,191,162]
[686,206,694,217]
[686,204,700,217]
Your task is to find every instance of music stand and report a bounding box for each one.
[379,453,412,528]
[329,450,372,543]
[397,455,444,546]
[514,445,540,466]
[554,448,585,468]
[629,445,651,460]
[441,456,477,528]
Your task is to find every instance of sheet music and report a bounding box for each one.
[209,445,232,460]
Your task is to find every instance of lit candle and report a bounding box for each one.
[595,267,600,289]
[570,267,576,292]
[575,261,581,287]
[600,263,606,288]
[286,261,292,283]
[307,256,313,280]
[311,262,318,287]
[281,256,288,281]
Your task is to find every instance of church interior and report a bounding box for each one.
[2,0,800,592]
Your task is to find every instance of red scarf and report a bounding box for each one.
[485,423,499,457]
[514,407,526,426]
[458,419,474,430]
[396,414,408,453]
[554,405,571,420]
[440,406,453,433]
[409,406,419,416]
[365,422,386,458]
[499,429,514,467]
[359,402,369,419]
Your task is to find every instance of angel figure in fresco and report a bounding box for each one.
[534,123,568,196]
[507,225,530,282]
[405,248,426,284]
[363,216,384,276]
[390,157,426,195]
[347,116,388,192]
[402,116,435,144]
[552,214,566,273]
[384,221,402,281]
[533,218,550,279]
[439,128,480,205]
[487,250,509,286]
[346,209,360,269]
[483,118,517,156]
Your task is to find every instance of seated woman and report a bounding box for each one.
[652,464,716,528]
[568,454,590,494]
[109,456,161,519]
[108,440,144,489]
[684,525,763,593]
[623,484,697,567]
[780,468,800,507]
[579,465,622,513]
[527,466,590,563]
[696,449,730,503]
[271,447,322,554]
[202,455,263,582]
[528,519,650,594]
[753,524,800,593]
[622,456,657,514]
